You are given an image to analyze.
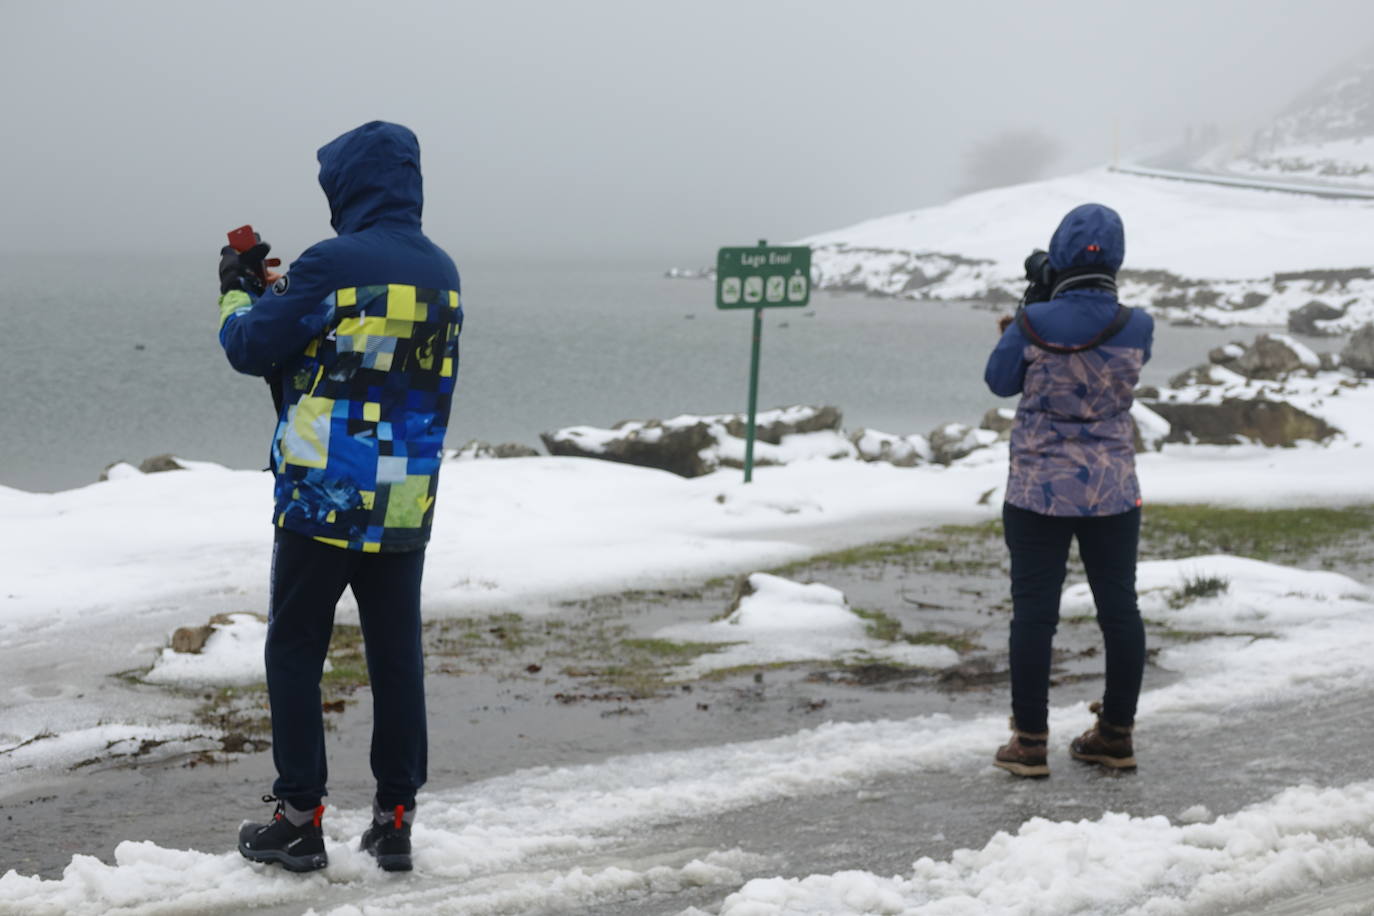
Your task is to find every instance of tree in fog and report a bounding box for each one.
[960,128,1063,193]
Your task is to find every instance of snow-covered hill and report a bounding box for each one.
[805,54,1374,330]
[1209,57,1374,189]
[803,167,1374,329]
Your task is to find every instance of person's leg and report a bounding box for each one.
[1075,507,1145,728]
[1003,503,1075,734]
[350,546,428,811]
[266,529,350,809]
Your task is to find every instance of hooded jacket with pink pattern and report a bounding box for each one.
[984,204,1154,517]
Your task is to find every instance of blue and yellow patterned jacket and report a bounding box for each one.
[218,121,462,553]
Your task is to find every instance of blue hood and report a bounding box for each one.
[1048,203,1124,274]
[317,121,423,234]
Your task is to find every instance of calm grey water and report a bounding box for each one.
[1,253,1273,492]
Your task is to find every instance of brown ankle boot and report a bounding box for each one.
[1069,701,1136,769]
[993,718,1050,778]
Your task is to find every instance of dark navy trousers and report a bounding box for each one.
[267,528,428,811]
[1002,503,1145,735]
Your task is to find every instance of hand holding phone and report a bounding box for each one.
[225,224,283,286]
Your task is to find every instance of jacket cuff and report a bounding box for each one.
[218,290,252,330]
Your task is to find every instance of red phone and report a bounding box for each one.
[227,224,257,253]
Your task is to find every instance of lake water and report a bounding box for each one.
[1,252,1281,492]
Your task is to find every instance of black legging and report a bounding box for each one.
[265,528,428,811]
[1002,503,1145,734]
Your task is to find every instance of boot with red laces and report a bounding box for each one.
[360,798,414,872]
[238,795,327,872]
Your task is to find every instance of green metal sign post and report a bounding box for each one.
[716,241,812,482]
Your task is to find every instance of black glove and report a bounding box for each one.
[219,235,273,295]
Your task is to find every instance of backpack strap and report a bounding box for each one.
[1016,304,1133,355]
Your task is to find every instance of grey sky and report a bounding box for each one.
[2,0,1372,263]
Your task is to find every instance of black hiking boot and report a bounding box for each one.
[1070,701,1137,770]
[238,795,327,872]
[360,799,414,872]
[993,718,1050,778]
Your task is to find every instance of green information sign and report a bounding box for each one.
[716,245,811,309]
[715,241,814,483]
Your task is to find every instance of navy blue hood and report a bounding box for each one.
[1048,203,1124,274]
[317,121,423,234]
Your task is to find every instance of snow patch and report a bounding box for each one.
[655,573,959,677]
[144,613,267,687]
[714,782,1374,916]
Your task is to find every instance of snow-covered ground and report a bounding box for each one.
[802,167,1374,330]
[5,549,1374,913]
[6,374,1374,912]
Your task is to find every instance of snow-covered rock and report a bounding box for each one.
[928,422,998,465]
[449,440,542,460]
[1340,323,1374,376]
[1130,402,1171,452]
[1231,333,1320,379]
[849,428,932,466]
[542,406,854,478]
[145,613,268,687]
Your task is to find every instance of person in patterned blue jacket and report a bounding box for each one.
[983,202,1153,779]
[217,121,462,873]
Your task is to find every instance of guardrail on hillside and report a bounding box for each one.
[1110,164,1374,201]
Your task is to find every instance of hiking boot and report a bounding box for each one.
[993,718,1050,778]
[238,795,327,872]
[360,799,414,872]
[1070,701,1137,769]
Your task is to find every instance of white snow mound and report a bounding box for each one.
[655,572,959,676]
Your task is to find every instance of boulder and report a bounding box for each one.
[541,406,845,478]
[849,429,932,467]
[98,461,140,482]
[1231,334,1318,380]
[100,455,188,482]
[542,420,718,478]
[1147,398,1338,447]
[719,405,842,443]
[1340,324,1374,376]
[169,613,245,655]
[1207,342,1246,367]
[170,624,214,654]
[452,440,541,460]
[1287,300,1345,337]
[979,407,1016,436]
[1168,364,1227,389]
[1130,402,1171,453]
[928,423,998,465]
[139,454,187,474]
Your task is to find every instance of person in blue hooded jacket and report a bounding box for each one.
[983,203,1153,779]
[216,121,462,872]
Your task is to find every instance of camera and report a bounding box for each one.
[1020,249,1055,306]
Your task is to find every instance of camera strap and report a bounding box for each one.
[1016,304,1134,354]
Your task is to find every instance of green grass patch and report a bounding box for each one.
[619,638,730,659]
[768,540,945,576]
[852,608,975,652]
[1142,504,1374,562]
[1168,574,1230,608]
[901,630,978,653]
[766,521,1003,576]
[853,607,902,642]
